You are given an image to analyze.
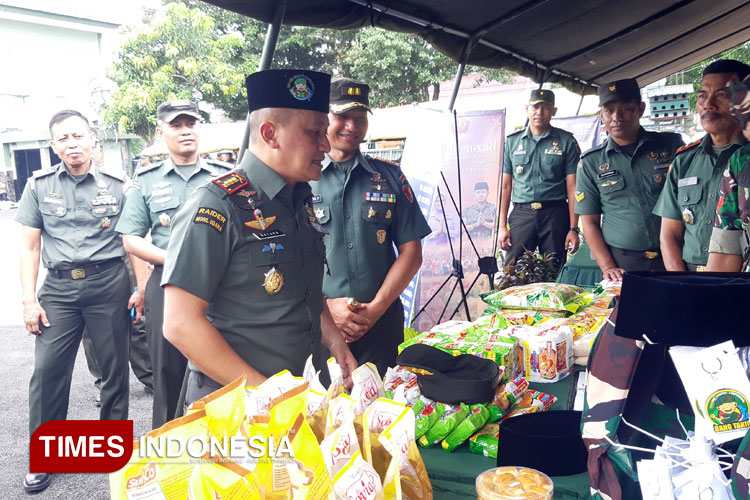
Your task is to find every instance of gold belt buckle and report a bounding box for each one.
[71,268,86,280]
[696,265,706,272]
[531,202,542,210]
[644,251,658,260]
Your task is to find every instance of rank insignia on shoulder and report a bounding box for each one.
[194,207,227,232]
[575,191,585,203]
[212,172,248,194]
[244,209,276,231]
[676,140,701,155]
[252,229,284,241]
[402,184,414,203]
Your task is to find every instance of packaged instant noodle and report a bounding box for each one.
[414,400,443,439]
[514,326,574,383]
[331,451,384,500]
[383,366,417,399]
[442,404,490,452]
[418,403,469,447]
[481,283,588,313]
[487,375,529,422]
[362,398,408,481]
[187,461,260,500]
[469,423,500,459]
[110,410,210,500]
[502,390,557,420]
[379,408,433,500]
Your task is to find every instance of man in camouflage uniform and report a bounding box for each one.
[708,71,750,272]
[575,78,683,280]
[654,60,749,271]
[116,100,232,427]
[162,70,357,408]
[462,181,496,240]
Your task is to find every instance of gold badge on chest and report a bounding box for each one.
[264,267,284,294]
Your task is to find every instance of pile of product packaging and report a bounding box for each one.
[111,359,432,500]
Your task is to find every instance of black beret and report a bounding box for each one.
[529,89,555,106]
[474,181,489,191]
[703,59,750,80]
[330,77,371,114]
[598,78,641,106]
[157,99,200,123]
[245,69,331,114]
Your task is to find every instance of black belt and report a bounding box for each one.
[609,247,661,260]
[514,200,567,210]
[47,258,122,280]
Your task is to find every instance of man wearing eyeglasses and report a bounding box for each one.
[575,78,684,280]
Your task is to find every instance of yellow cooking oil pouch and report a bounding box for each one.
[187,461,260,500]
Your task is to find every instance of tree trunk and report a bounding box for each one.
[432,82,440,100]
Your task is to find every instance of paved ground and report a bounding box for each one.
[0,208,152,498]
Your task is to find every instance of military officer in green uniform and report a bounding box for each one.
[310,77,431,376]
[654,60,749,271]
[499,89,581,273]
[575,79,683,280]
[162,70,357,407]
[116,100,232,428]
[708,71,750,272]
[462,182,497,240]
[17,110,133,493]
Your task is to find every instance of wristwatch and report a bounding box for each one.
[569,227,580,234]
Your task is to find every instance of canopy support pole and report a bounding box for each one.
[237,0,287,164]
[447,63,466,111]
[576,93,585,116]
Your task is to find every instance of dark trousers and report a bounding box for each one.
[349,299,405,378]
[30,262,131,437]
[609,247,666,272]
[182,370,224,415]
[147,266,188,428]
[505,202,569,273]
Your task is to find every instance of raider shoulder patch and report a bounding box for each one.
[193,207,227,233]
[212,172,248,194]
[675,140,701,156]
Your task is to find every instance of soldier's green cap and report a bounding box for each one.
[474,181,489,191]
[157,99,201,123]
[245,69,331,114]
[529,89,555,106]
[329,77,371,114]
[598,78,641,106]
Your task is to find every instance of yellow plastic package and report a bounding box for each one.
[110,410,209,500]
[332,450,384,500]
[201,376,247,443]
[325,393,356,438]
[320,420,360,478]
[362,398,408,481]
[379,408,433,500]
[187,461,260,500]
[351,363,385,415]
[246,370,305,418]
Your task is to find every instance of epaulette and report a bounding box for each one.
[580,141,607,158]
[32,166,56,179]
[365,155,401,168]
[675,140,701,155]
[100,166,125,182]
[211,171,248,195]
[204,159,235,170]
[135,161,162,175]
[506,128,524,137]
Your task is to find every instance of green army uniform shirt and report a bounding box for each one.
[309,153,431,302]
[15,162,126,267]
[502,125,580,203]
[653,135,747,265]
[162,152,327,377]
[710,143,750,255]
[115,157,231,250]
[575,128,683,251]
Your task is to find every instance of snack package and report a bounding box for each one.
[502,390,557,420]
[514,326,574,383]
[481,282,588,313]
[351,363,385,415]
[325,394,356,438]
[487,375,529,422]
[320,420,360,478]
[379,409,433,500]
[499,309,568,326]
[331,451,384,500]
[418,403,469,447]
[442,404,490,452]
[110,410,210,500]
[187,461,260,500]
[414,400,444,439]
[469,423,500,458]
[597,278,622,296]
[362,398,408,481]
[383,366,417,399]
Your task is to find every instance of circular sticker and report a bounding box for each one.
[287,74,315,101]
[706,389,750,429]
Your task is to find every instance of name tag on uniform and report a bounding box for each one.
[544,148,563,156]
[678,176,698,187]
[598,169,619,179]
[312,194,322,203]
[513,149,526,155]
[43,196,64,204]
[252,229,284,241]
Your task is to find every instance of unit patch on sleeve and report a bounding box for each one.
[193,207,227,232]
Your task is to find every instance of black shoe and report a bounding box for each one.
[95,393,101,408]
[144,385,154,395]
[23,473,51,493]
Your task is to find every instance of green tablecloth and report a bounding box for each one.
[557,240,602,289]
[421,370,590,499]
